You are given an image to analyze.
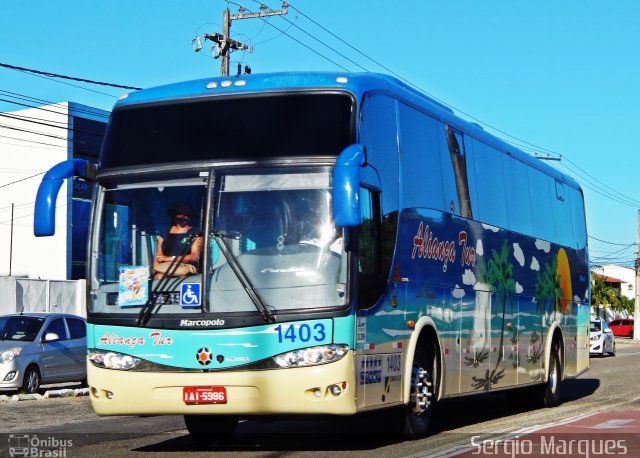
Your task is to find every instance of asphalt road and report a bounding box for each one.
[2,339,639,457]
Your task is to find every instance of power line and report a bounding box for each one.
[0,62,141,91]
[0,123,75,142]
[0,133,68,149]
[0,113,105,139]
[252,0,369,71]
[589,235,637,247]
[280,2,640,211]
[0,89,110,119]
[0,171,44,189]
[226,1,350,72]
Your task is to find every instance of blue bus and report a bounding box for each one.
[34,72,589,442]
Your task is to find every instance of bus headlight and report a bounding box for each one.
[273,344,349,368]
[89,349,141,370]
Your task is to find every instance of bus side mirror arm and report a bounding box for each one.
[34,159,96,237]
[333,144,365,227]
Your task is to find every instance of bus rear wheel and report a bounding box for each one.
[184,415,238,445]
[403,344,436,439]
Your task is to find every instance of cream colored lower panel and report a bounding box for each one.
[88,352,357,416]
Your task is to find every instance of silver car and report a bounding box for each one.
[0,313,87,393]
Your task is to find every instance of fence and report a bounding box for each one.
[0,277,86,317]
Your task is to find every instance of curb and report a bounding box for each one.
[0,388,89,402]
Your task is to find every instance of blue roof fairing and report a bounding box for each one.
[113,71,579,190]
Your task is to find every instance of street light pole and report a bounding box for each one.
[634,209,639,340]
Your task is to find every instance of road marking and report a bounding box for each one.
[590,419,635,429]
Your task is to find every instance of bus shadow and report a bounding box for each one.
[135,414,401,452]
[135,379,600,453]
[432,378,600,433]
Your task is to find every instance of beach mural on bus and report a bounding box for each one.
[357,208,589,393]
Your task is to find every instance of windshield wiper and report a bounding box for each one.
[212,232,276,323]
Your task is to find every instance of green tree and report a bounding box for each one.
[612,295,634,316]
[590,274,620,318]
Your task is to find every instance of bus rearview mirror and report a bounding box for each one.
[34,159,96,237]
[333,144,365,227]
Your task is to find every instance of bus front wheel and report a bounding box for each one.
[542,341,562,407]
[403,343,436,439]
[184,415,238,445]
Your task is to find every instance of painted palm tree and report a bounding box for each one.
[484,240,516,363]
[546,257,563,314]
[471,240,516,390]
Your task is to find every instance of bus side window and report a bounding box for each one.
[444,125,472,218]
[552,179,573,247]
[567,186,587,249]
[528,167,556,243]
[357,187,398,309]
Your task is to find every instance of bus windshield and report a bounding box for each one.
[90,167,348,317]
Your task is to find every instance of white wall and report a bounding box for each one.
[599,264,636,301]
[0,103,70,279]
[0,102,107,281]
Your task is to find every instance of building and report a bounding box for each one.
[0,102,107,280]
[594,264,636,301]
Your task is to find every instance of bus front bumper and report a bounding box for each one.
[88,352,357,416]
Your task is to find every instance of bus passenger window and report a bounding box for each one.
[357,187,398,309]
[445,125,472,218]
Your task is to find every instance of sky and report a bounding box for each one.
[1,0,639,270]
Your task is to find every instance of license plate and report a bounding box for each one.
[183,386,227,404]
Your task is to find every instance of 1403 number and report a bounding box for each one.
[275,323,327,344]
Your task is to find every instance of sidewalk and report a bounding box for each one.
[615,336,640,346]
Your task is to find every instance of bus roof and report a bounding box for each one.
[114,72,580,190]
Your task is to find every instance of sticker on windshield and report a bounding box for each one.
[180,283,201,308]
[118,266,149,307]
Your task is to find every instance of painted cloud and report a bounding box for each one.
[476,239,484,256]
[513,243,525,266]
[535,239,551,253]
[452,285,465,299]
[462,269,476,286]
[530,256,540,271]
[481,224,500,233]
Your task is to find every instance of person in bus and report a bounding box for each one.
[153,203,203,278]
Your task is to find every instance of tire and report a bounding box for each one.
[542,341,562,407]
[402,343,437,439]
[184,415,238,445]
[20,366,41,394]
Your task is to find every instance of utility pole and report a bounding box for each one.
[635,209,640,340]
[193,3,289,76]
[9,203,14,276]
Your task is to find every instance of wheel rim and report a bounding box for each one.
[548,357,558,393]
[410,367,432,417]
[26,370,39,393]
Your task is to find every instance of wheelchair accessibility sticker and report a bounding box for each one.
[180,283,201,308]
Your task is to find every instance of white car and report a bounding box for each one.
[590,319,616,357]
